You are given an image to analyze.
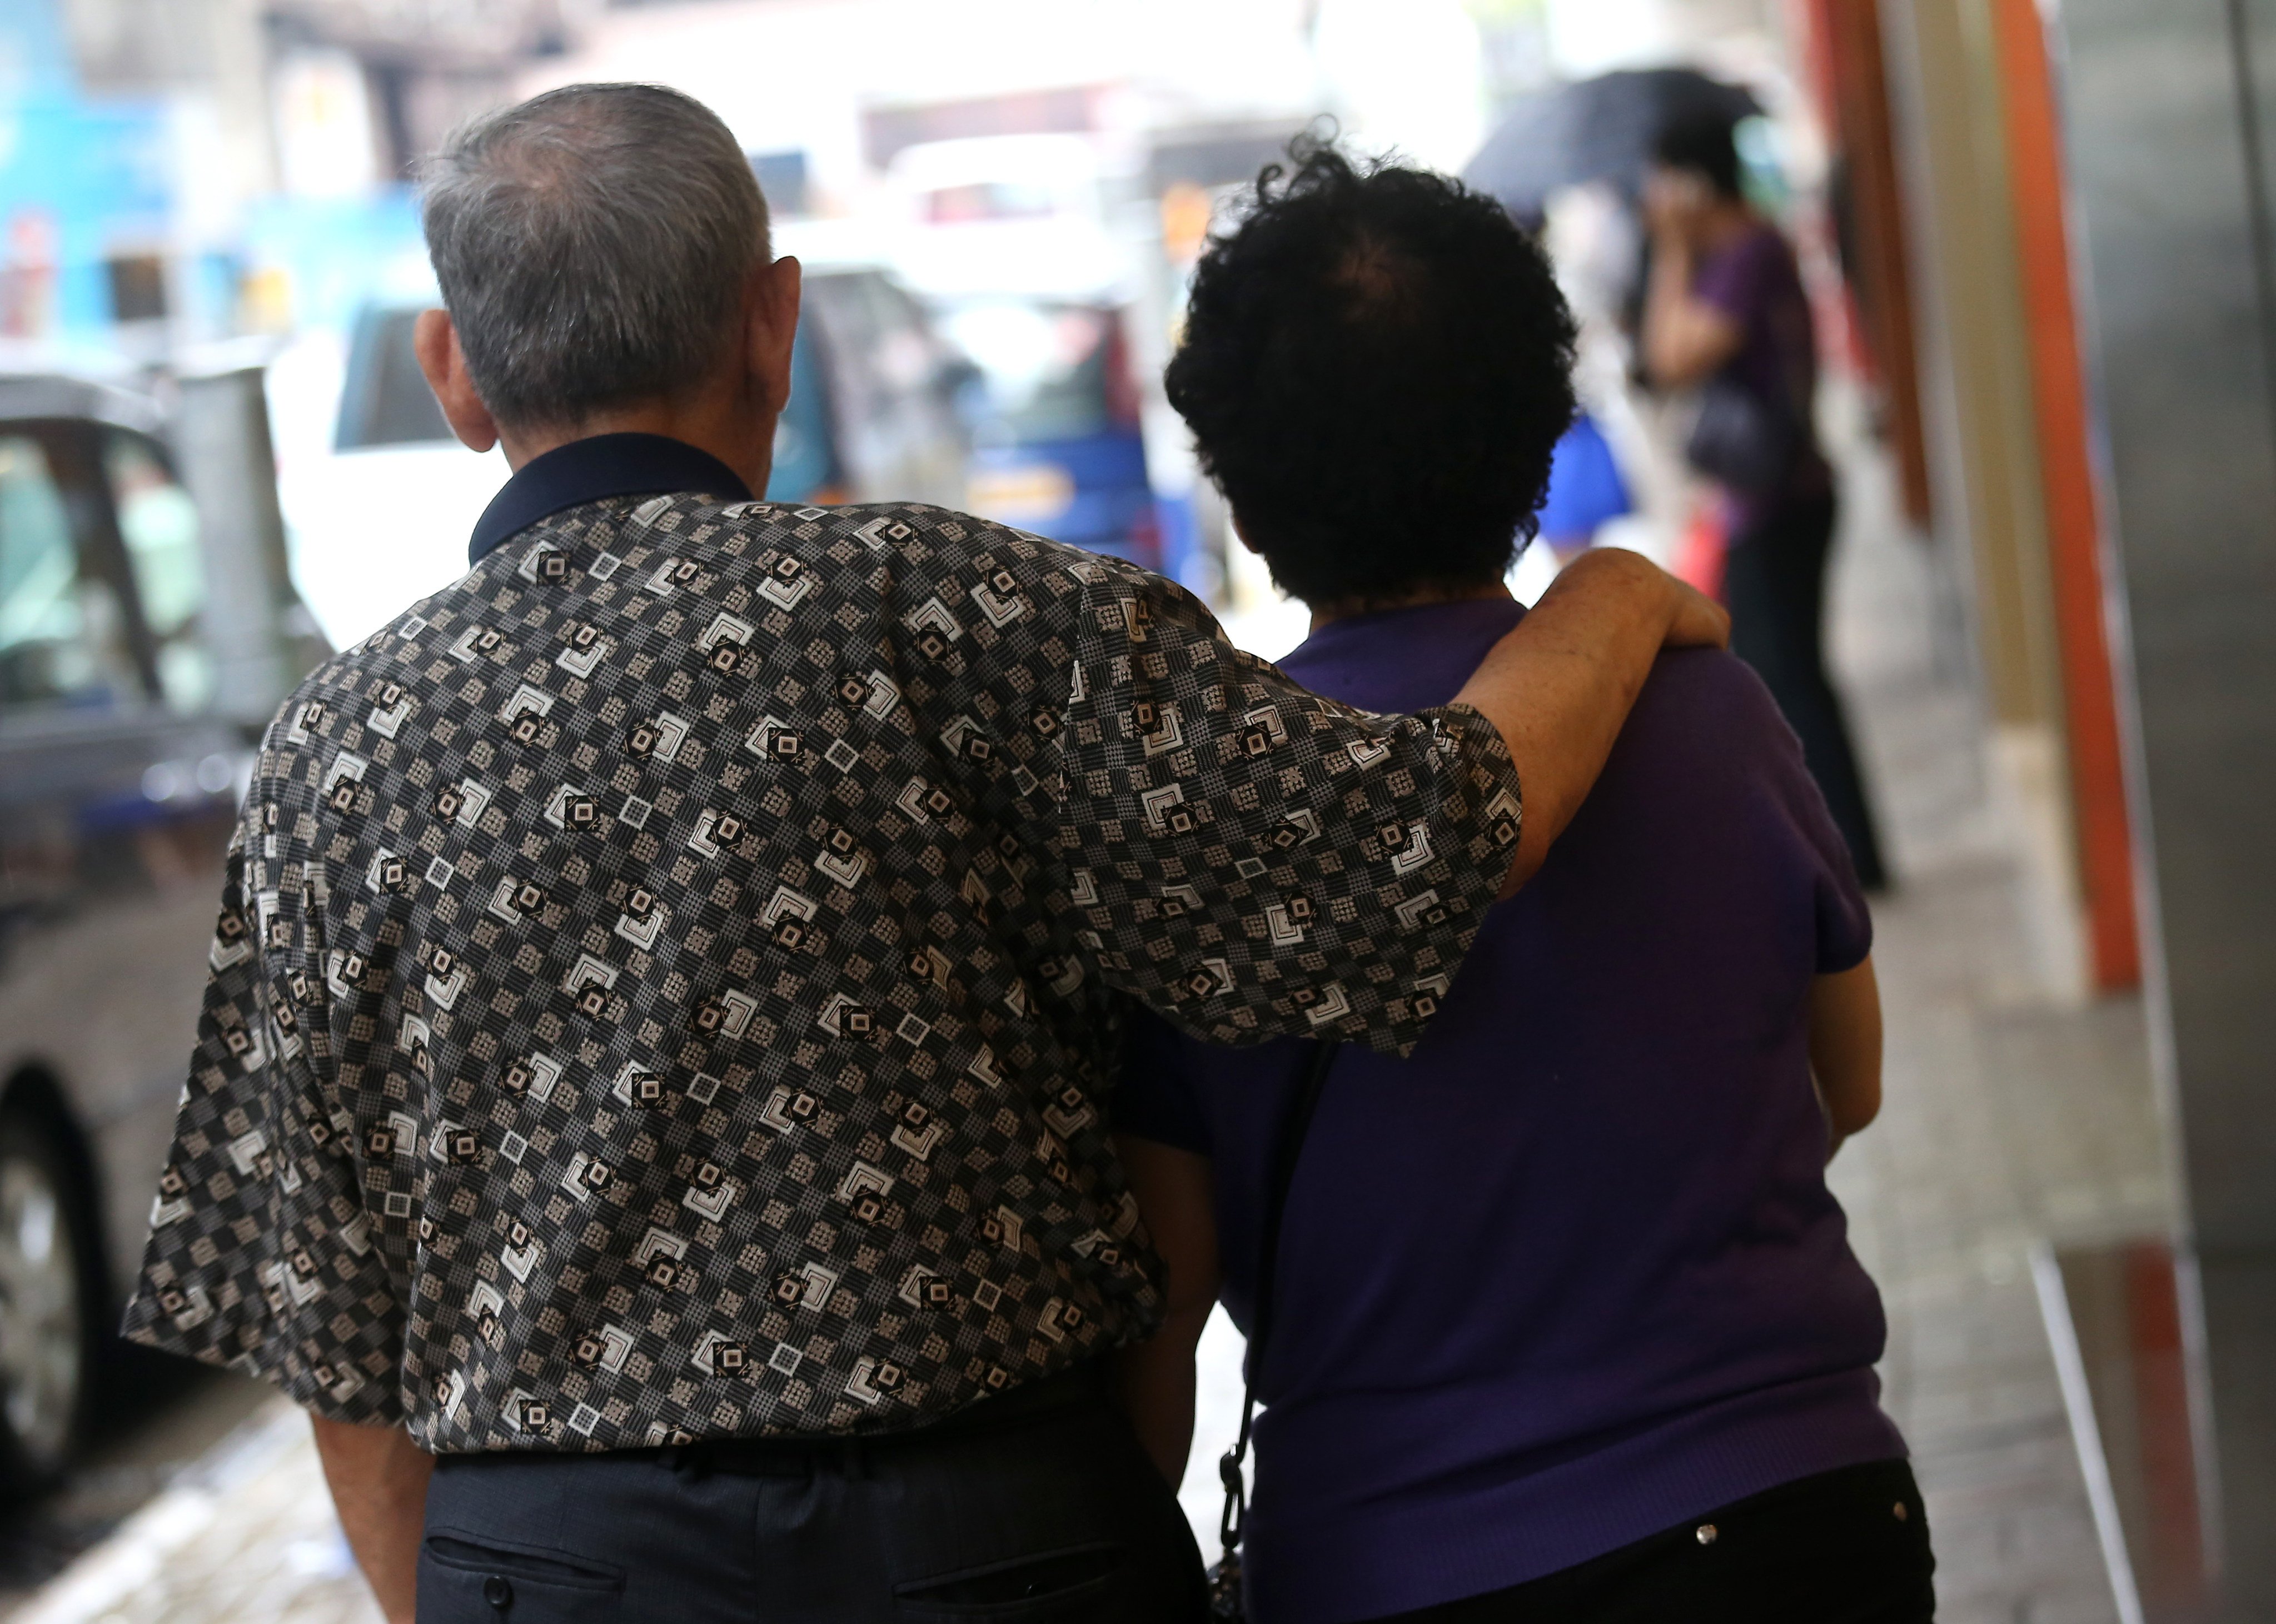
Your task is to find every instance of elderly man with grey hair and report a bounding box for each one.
[122,83,1724,1622]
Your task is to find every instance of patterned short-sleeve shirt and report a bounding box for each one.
[124,472,1521,1450]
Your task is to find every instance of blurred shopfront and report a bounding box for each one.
[1794,3,2275,1617]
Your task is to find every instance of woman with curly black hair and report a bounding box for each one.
[1115,143,1932,1624]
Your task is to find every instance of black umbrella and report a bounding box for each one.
[1464,68,1763,217]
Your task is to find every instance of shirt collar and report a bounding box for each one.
[467,432,754,565]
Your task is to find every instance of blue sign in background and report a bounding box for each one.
[0,0,172,340]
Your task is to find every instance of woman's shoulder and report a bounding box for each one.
[1617,645,1859,877]
[1639,644,1785,730]
[1621,645,1817,795]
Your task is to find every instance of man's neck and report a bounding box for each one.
[498,389,774,495]
[1308,579,1513,634]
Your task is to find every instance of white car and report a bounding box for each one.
[268,310,508,654]
[275,275,968,653]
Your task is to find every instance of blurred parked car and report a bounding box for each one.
[938,296,1162,570]
[268,307,511,654]
[876,136,1164,570]
[775,263,969,510]
[281,268,968,650]
[0,371,320,1488]
[884,134,1131,301]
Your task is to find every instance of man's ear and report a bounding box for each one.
[745,255,802,416]
[413,310,501,455]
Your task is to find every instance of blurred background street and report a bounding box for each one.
[2,0,2272,1620]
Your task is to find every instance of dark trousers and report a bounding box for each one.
[1724,492,1889,890]
[1363,1459,1935,1624]
[416,1364,1206,1622]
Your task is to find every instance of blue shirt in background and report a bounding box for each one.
[1117,596,1905,1623]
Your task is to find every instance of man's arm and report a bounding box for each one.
[311,1416,433,1624]
[1454,547,1729,895]
[1051,544,1722,1057]
[1809,954,1884,1158]
[1111,1134,1221,1486]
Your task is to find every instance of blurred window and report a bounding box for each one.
[106,432,213,713]
[0,436,143,713]
[107,252,168,322]
[750,150,811,217]
[940,301,1115,443]
[337,307,453,450]
[922,182,1057,224]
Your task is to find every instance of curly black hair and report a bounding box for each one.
[1166,140,1576,608]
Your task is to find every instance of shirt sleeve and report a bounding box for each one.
[1691,229,1767,325]
[120,800,409,1427]
[1111,1004,1214,1154]
[1812,835,1874,975]
[1738,662,1874,974]
[1050,556,1522,1057]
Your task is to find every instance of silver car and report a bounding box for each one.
[0,372,318,1489]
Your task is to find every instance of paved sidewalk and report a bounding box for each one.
[1815,454,2163,1624]
[7,1401,378,1624]
[12,452,2163,1624]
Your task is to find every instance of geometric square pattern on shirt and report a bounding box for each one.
[123,496,1519,1451]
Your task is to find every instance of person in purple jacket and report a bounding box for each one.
[1113,143,1934,1624]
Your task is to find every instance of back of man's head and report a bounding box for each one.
[421,83,769,432]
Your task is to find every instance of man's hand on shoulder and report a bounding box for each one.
[1557,545,1731,652]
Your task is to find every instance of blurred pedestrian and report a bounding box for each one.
[117,85,1723,1624]
[1534,412,1633,562]
[1642,111,1888,889]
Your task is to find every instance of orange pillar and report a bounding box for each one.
[1798,0,1935,530]
[1987,0,2141,990]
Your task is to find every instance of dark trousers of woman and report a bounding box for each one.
[1723,492,1889,890]
[415,1363,1206,1622]
[1366,1458,1936,1624]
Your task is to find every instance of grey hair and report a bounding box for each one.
[420,83,770,429]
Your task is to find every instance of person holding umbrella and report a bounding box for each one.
[1640,109,1889,890]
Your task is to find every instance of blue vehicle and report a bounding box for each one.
[764,267,968,510]
[935,298,1162,571]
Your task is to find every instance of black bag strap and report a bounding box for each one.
[1216,1040,1341,1572]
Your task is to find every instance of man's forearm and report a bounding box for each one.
[310,1414,433,1624]
[1455,548,1727,896]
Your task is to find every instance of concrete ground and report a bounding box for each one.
[1811,450,2163,1624]
[7,448,2164,1623]
[4,1398,378,1624]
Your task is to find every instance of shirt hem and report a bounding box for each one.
[1244,1370,1907,1624]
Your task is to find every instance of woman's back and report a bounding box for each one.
[1118,597,1901,1623]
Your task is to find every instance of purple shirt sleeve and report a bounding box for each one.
[1744,667,1874,974]
[1691,227,1778,327]
[1112,1004,1214,1154]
